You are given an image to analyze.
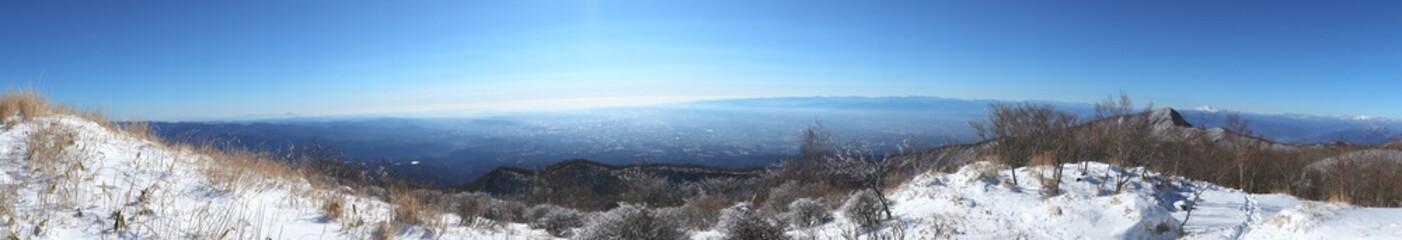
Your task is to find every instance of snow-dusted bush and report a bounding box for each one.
[785,198,831,228]
[842,190,890,230]
[483,199,526,223]
[525,204,585,237]
[577,204,684,240]
[717,202,788,240]
[763,181,802,210]
[452,192,526,226]
[453,193,487,226]
[657,194,730,231]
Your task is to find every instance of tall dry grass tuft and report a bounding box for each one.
[322,195,345,221]
[372,221,395,240]
[1,87,51,124]
[118,121,159,143]
[22,121,101,216]
[0,185,14,222]
[192,143,302,194]
[25,123,76,173]
[1,87,123,131]
[389,188,425,225]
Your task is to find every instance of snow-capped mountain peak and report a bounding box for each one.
[1194,105,1219,112]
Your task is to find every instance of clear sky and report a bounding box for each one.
[2,1,1401,120]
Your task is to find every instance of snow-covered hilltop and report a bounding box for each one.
[0,115,549,239]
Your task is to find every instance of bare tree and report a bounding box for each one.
[1089,93,1158,193]
[971,102,1077,191]
[824,142,896,220]
[799,120,835,175]
[1223,113,1262,191]
[971,103,1029,185]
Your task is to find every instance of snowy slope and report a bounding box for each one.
[5,114,1399,239]
[762,161,1402,240]
[0,116,549,239]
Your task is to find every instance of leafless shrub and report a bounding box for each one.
[448,191,528,227]
[1309,150,1402,207]
[762,181,838,213]
[717,202,788,240]
[841,190,890,230]
[659,192,733,231]
[620,168,683,207]
[452,192,490,226]
[785,198,831,228]
[577,204,684,240]
[525,204,585,237]
[822,142,902,221]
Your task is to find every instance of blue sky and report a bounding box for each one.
[2,1,1401,120]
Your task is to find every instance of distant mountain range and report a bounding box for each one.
[1175,106,1402,144]
[145,96,1402,186]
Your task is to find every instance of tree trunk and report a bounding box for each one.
[1009,166,1019,185]
[871,186,894,220]
[1051,163,1063,195]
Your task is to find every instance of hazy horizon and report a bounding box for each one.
[5,1,1402,120]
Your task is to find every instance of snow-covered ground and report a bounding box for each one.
[2,115,1400,239]
[0,116,549,239]
[758,161,1402,240]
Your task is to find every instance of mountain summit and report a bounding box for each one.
[1152,108,1194,128]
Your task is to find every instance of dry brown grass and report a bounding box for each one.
[0,87,51,125]
[118,121,159,143]
[0,87,125,137]
[24,122,85,208]
[25,122,76,173]
[0,185,14,222]
[321,194,345,221]
[372,221,395,240]
[188,142,304,195]
[390,188,425,225]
